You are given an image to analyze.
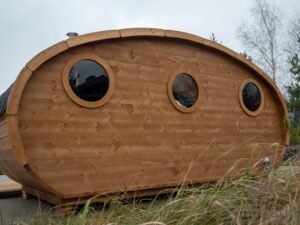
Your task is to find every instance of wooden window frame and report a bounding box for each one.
[239,79,264,117]
[62,54,115,108]
[167,70,201,113]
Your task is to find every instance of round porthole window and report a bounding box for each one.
[168,71,200,113]
[62,54,115,108]
[239,79,264,116]
[69,60,108,101]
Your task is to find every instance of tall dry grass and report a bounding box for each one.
[11,155,300,225]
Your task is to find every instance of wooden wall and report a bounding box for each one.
[0,116,50,192]
[0,117,17,181]
[17,37,286,198]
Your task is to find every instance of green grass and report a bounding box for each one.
[10,158,300,225]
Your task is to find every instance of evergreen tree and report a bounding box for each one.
[286,37,300,143]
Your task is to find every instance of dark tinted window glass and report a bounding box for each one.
[242,82,261,112]
[69,60,109,102]
[172,74,198,108]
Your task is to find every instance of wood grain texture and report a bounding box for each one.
[66,30,120,47]
[7,115,28,166]
[16,37,288,198]
[0,120,8,139]
[238,79,265,117]
[0,180,21,193]
[6,29,288,121]
[0,118,62,195]
[0,29,289,202]
[120,28,165,38]
[62,53,115,108]
[0,117,19,182]
[6,67,32,116]
[0,118,34,185]
[165,30,205,45]
[26,41,69,71]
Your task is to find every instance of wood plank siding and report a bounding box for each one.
[0,29,288,201]
[17,37,287,198]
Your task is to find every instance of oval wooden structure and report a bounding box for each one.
[0,28,289,204]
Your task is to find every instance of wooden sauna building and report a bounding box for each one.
[0,28,289,205]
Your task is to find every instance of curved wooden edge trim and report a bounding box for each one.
[284,132,290,147]
[26,41,69,72]
[166,29,289,145]
[6,67,32,116]
[6,115,28,166]
[274,145,287,167]
[238,79,265,117]
[203,39,237,57]
[66,29,121,47]
[165,30,237,59]
[234,54,289,145]
[166,31,288,124]
[235,54,289,117]
[5,71,63,196]
[0,156,21,183]
[167,68,202,113]
[4,116,63,197]
[120,28,165,38]
[165,30,205,44]
[62,53,115,108]
[10,28,289,144]
[167,30,288,143]
[24,165,64,198]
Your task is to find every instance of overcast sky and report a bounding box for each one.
[0,0,299,93]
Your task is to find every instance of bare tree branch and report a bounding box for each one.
[287,11,300,55]
[237,0,282,84]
